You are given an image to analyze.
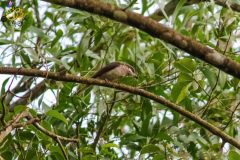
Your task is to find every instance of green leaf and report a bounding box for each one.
[46,110,68,124]
[201,68,217,88]
[142,99,152,116]
[20,51,32,67]
[172,0,186,22]
[78,147,95,154]
[178,72,193,83]
[141,114,151,136]
[176,83,191,104]
[1,151,13,160]
[0,39,12,45]
[219,71,227,88]
[51,29,63,47]
[141,0,147,14]
[174,58,197,73]
[228,150,240,160]
[14,105,27,114]
[49,146,65,159]
[141,144,160,155]
[29,26,49,39]
[141,0,154,14]
[21,12,34,34]
[25,149,37,160]
[152,117,160,136]
[1,77,10,95]
[153,154,165,160]
[171,81,191,103]
[102,143,119,149]
[158,130,173,142]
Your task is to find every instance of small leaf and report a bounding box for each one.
[78,147,95,154]
[51,29,63,47]
[153,154,165,160]
[141,144,160,155]
[14,105,27,114]
[176,83,191,104]
[171,81,191,103]
[46,110,68,124]
[0,39,12,45]
[219,71,227,88]
[228,150,240,160]
[20,51,32,67]
[48,146,65,159]
[174,58,197,73]
[21,12,34,34]
[172,0,186,22]
[201,68,217,88]
[141,114,151,136]
[29,26,48,39]
[1,77,10,95]
[102,143,119,149]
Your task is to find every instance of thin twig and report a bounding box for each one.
[91,91,117,149]
[55,137,69,160]
[201,31,233,117]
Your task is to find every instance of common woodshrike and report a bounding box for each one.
[92,61,137,81]
[76,61,137,94]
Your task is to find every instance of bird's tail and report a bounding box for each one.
[75,84,91,95]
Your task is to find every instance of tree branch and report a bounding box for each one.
[31,119,79,143]
[0,108,79,144]
[0,67,239,149]
[5,77,34,106]
[0,110,40,143]
[9,80,47,111]
[41,0,240,80]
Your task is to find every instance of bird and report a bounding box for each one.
[92,61,137,81]
[76,61,137,94]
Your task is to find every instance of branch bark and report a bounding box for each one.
[41,0,240,80]
[9,80,47,111]
[0,111,40,143]
[0,109,79,143]
[0,67,239,149]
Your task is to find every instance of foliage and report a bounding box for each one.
[0,0,240,159]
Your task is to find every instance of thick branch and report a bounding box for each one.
[9,80,47,111]
[41,0,240,79]
[5,77,34,105]
[0,67,239,149]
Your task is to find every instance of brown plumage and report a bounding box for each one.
[76,61,137,95]
[92,61,137,81]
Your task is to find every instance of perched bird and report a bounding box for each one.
[92,61,137,81]
[76,61,137,94]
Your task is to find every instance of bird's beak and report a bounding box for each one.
[132,72,138,79]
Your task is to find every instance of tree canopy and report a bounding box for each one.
[1,0,240,159]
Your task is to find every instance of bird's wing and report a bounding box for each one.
[92,62,122,78]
